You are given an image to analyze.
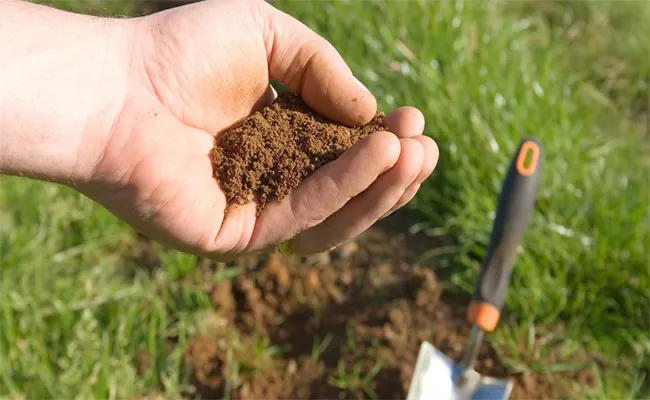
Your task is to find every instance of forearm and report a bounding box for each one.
[0,0,132,184]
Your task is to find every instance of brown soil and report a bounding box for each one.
[179,219,592,400]
[212,92,387,214]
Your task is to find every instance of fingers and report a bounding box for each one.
[289,137,425,254]
[381,183,420,220]
[383,107,438,211]
[249,84,279,114]
[384,106,426,138]
[258,2,377,126]
[287,107,438,253]
[247,131,401,250]
[409,135,439,186]
[265,84,279,106]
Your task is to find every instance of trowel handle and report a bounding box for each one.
[468,137,542,332]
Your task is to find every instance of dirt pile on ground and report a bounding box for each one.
[124,212,595,399]
[212,92,387,214]
[178,222,592,400]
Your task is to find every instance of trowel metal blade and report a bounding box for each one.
[406,341,513,400]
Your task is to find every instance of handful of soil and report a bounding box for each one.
[212,92,387,214]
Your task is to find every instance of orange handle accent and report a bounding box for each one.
[467,301,501,332]
[515,140,540,176]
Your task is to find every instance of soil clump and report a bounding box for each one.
[212,92,387,214]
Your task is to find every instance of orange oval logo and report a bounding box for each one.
[516,141,540,176]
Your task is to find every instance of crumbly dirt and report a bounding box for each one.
[178,217,594,400]
[212,92,387,215]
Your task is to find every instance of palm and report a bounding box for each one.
[84,0,438,258]
[83,1,277,256]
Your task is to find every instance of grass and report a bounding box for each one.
[1,0,648,398]
[1,180,186,397]
[328,359,382,399]
[275,0,649,396]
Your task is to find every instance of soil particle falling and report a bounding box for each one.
[212,92,387,215]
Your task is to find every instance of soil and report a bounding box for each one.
[177,217,592,400]
[212,92,387,214]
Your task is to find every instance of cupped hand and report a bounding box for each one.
[82,0,438,259]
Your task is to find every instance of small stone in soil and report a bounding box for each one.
[304,270,321,294]
[304,252,331,267]
[333,240,360,259]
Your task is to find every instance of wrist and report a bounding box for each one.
[0,0,134,185]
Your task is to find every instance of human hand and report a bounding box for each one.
[0,0,438,259]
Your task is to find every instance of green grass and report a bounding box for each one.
[0,180,211,397]
[328,359,382,399]
[274,0,649,396]
[2,0,648,398]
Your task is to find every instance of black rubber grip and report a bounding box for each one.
[471,137,542,314]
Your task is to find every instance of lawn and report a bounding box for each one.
[1,0,648,399]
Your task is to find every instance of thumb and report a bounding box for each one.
[258,2,377,126]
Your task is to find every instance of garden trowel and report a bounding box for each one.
[406,137,543,400]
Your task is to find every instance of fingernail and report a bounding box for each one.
[352,75,370,93]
